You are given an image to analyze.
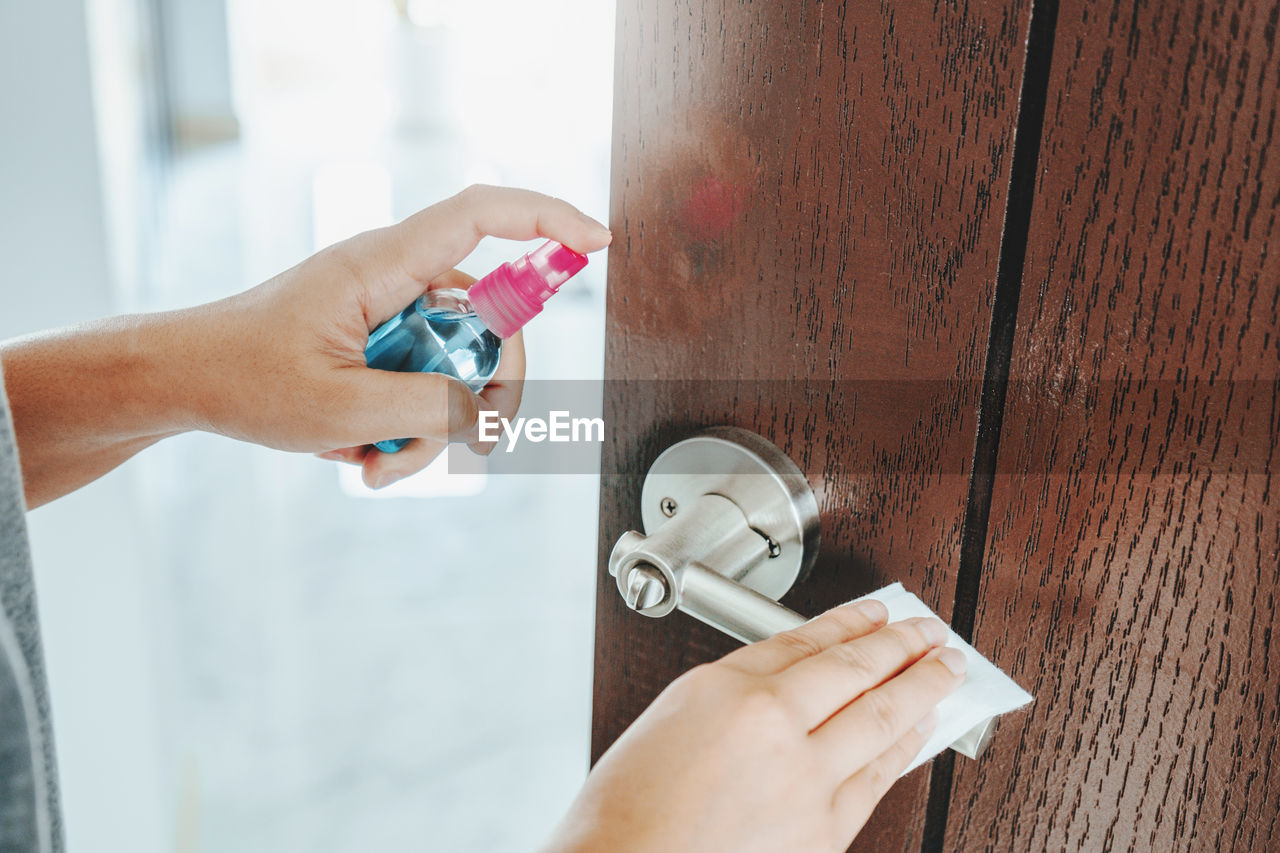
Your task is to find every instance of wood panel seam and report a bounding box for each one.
[920,0,1063,850]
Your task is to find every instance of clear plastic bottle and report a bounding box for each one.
[364,240,588,453]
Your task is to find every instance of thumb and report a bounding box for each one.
[338,369,480,447]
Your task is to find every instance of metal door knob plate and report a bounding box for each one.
[608,427,819,642]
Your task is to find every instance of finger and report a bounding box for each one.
[370,185,611,320]
[719,599,889,676]
[316,446,370,466]
[469,330,525,455]
[335,368,480,448]
[831,711,937,840]
[773,617,948,729]
[427,268,477,292]
[810,646,966,774]
[361,436,448,489]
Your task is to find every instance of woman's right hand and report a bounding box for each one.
[542,599,967,853]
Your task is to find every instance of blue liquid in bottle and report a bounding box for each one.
[364,288,501,453]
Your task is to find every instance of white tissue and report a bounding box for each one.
[852,583,1033,775]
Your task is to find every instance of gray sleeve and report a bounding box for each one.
[0,613,50,853]
[0,363,60,853]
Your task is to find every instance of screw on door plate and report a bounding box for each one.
[660,497,678,517]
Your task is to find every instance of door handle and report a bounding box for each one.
[608,427,818,643]
[608,426,996,761]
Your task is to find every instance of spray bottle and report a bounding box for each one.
[364,240,588,453]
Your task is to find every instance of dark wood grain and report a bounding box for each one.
[946,0,1280,850]
[594,1,1031,848]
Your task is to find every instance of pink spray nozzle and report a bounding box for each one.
[469,240,589,338]
[529,240,588,289]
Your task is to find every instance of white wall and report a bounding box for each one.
[0,2,170,852]
[0,1,113,335]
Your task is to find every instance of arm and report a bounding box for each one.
[0,186,611,508]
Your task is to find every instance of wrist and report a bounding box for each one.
[125,306,227,437]
[119,309,210,437]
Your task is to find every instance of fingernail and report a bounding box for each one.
[916,618,949,647]
[371,472,397,490]
[317,451,345,461]
[854,599,889,623]
[579,211,610,234]
[936,647,967,677]
[914,710,937,736]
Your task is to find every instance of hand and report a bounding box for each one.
[0,185,611,505]
[189,185,611,488]
[307,267,525,485]
[543,600,967,853]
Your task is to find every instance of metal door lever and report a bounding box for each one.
[608,426,995,762]
[608,427,818,643]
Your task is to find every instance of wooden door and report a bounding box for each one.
[941,0,1280,849]
[593,1,1032,849]
[592,0,1279,850]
